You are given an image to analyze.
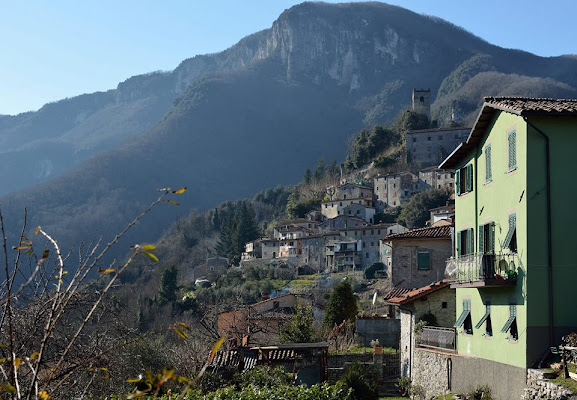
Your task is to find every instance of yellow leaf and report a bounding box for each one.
[98,268,116,275]
[169,327,188,340]
[172,187,187,194]
[176,322,191,332]
[39,390,50,399]
[35,226,40,235]
[30,352,39,361]
[139,244,156,251]
[208,337,225,362]
[13,358,21,370]
[141,252,159,262]
[41,250,49,259]
[164,200,180,205]
[12,246,29,250]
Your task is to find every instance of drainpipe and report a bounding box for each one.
[523,116,554,347]
[408,309,413,380]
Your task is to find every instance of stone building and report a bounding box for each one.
[301,231,341,271]
[406,127,469,168]
[261,238,279,259]
[419,167,455,191]
[412,88,431,118]
[330,182,373,201]
[321,197,374,222]
[380,224,453,289]
[341,223,408,269]
[373,172,423,210]
[385,281,455,383]
[318,215,367,232]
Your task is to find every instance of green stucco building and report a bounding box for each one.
[440,97,577,398]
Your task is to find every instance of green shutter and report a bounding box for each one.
[417,251,430,270]
[503,214,517,248]
[485,145,492,182]
[468,228,474,255]
[454,299,471,328]
[479,225,485,253]
[508,130,517,171]
[456,169,461,195]
[489,223,495,253]
[501,305,517,333]
[456,231,461,257]
[475,303,491,329]
[466,164,473,192]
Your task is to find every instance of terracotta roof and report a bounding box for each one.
[383,287,413,300]
[342,223,402,232]
[440,97,577,169]
[386,280,449,305]
[382,225,452,241]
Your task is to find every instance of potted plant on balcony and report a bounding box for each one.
[371,339,383,354]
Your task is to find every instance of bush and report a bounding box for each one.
[339,362,379,400]
[235,366,292,389]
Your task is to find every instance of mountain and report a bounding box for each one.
[1,1,577,259]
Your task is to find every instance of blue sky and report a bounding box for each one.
[1,0,576,115]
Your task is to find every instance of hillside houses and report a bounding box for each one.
[242,169,454,273]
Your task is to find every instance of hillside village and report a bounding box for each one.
[203,96,577,400]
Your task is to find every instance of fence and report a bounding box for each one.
[418,326,456,352]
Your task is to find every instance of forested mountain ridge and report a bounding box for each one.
[1,1,577,261]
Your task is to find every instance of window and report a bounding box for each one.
[456,164,473,195]
[485,144,492,183]
[501,305,518,340]
[475,302,492,337]
[427,136,431,141]
[442,302,448,309]
[454,299,472,334]
[273,301,280,309]
[412,137,417,143]
[479,222,495,254]
[366,253,369,258]
[508,130,517,171]
[417,251,430,270]
[503,214,517,253]
[456,228,474,256]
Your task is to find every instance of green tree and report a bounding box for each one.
[281,304,317,343]
[303,168,312,185]
[313,158,327,181]
[215,201,260,265]
[159,265,178,303]
[323,279,358,328]
[397,189,449,229]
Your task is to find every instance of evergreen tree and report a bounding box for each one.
[313,158,326,181]
[281,304,317,343]
[397,189,449,229]
[159,266,178,303]
[323,279,358,328]
[303,168,312,185]
[215,201,260,265]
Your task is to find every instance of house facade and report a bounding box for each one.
[438,97,577,399]
[381,224,453,289]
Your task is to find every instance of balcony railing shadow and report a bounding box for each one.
[445,253,519,288]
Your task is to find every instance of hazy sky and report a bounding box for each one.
[1,0,576,115]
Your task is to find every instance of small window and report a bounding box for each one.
[501,305,518,340]
[457,228,474,256]
[508,130,517,172]
[456,164,473,195]
[412,137,417,143]
[442,302,448,309]
[371,242,374,247]
[417,251,430,270]
[454,299,472,334]
[479,222,495,254]
[428,136,431,141]
[485,144,492,183]
[365,253,369,258]
[273,301,280,309]
[362,242,366,248]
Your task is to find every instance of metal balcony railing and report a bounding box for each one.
[445,253,519,287]
[418,326,456,352]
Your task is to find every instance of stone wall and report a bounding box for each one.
[356,318,400,348]
[412,348,452,398]
[523,369,575,400]
[406,127,469,168]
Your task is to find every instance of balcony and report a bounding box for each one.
[445,253,519,288]
[418,326,456,352]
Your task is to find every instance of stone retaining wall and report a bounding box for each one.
[523,369,575,400]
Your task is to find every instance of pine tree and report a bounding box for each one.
[159,266,178,303]
[323,279,358,328]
